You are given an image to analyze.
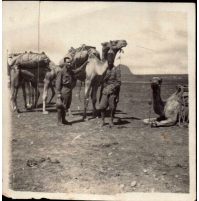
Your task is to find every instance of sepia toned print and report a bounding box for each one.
[2,2,195,200]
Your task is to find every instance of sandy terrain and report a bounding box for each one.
[10,74,189,194]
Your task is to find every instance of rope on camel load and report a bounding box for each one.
[177,85,189,127]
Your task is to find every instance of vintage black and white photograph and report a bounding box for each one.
[2,2,196,200]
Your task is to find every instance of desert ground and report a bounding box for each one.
[10,74,189,194]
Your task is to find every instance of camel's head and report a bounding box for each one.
[88,48,101,60]
[40,52,51,64]
[106,41,116,67]
[8,54,13,59]
[68,47,76,54]
[101,40,127,59]
[8,53,20,59]
[150,77,162,90]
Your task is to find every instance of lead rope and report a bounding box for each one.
[119,51,121,70]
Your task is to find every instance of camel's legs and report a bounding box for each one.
[10,67,20,112]
[91,81,99,118]
[31,82,40,108]
[66,108,73,117]
[110,108,116,127]
[42,80,50,114]
[30,82,35,108]
[13,88,20,113]
[83,80,92,120]
[10,83,16,111]
[25,82,33,109]
[48,84,55,104]
[21,82,27,109]
[155,118,176,127]
[143,118,157,125]
[26,82,30,108]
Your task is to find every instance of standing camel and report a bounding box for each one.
[81,40,127,119]
[9,52,51,112]
[42,45,101,114]
[8,53,36,110]
[42,40,127,119]
[143,77,189,127]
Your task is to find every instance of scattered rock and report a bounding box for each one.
[175,164,183,168]
[175,175,178,178]
[117,126,125,129]
[131,181,137,187]
[108,152,112,156]
[27,157,60,168]
[143,169,147,173]
[153,174,156,178]
[18,115,20,118]
[162,172,167,175]
[30,141,34,145]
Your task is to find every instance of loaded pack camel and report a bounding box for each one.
[42,40,127,119]
[42,45,101,114]
[143,77,189,127]
[8,53,37,110]
[9,52,51,112]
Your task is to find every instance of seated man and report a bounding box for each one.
[99,64,121,127]
[56,57,75,126]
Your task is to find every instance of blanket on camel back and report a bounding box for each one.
[8,51,51,70]
[59,44,100,73]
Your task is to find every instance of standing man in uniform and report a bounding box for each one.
[56,57,75,126]
[99,60,121,127]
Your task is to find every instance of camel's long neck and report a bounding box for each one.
[152,86,164,115]
[96,59,108,75]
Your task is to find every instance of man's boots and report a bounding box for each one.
[61,110,71,125]
[110,109,115,127]
[57,109,64,126]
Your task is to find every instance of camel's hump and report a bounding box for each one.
[88,54,98,60]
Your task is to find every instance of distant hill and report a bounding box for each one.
[116,64,133,76]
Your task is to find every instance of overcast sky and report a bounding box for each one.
[3,2,188,74]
